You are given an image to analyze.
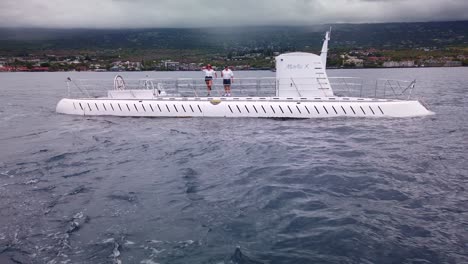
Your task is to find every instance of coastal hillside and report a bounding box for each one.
[0,21,467,53]
[0,21,467,71]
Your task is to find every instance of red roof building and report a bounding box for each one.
[31,67,50,72]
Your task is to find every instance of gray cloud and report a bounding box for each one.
[0,0,467,28]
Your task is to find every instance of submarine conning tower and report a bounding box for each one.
[275,30,334,98]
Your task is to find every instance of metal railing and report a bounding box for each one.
[66,77,278,98]
[65,76,417,100]
[329,77,416,100]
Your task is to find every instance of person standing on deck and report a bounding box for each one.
[221,66,234,96]
[202,64,217,96]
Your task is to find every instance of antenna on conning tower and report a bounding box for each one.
[320,27,332,68]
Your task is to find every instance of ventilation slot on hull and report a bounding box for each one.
[378,106,385,115]
[182,105,186,113]
[141,104,146,112]
[261,105,267,113]
[332,106,338,114]
[166,105,170,112]
[173,105,178,113]
[296,106,302,114]
[134,104,139,112]
[368,106,375,115]
[102,103,107,111]
[350,106,356,114]
[126,104,131,112]
[79,103,84,111]
[236,105,242,113]
[340,106,347,114]
[314,106,320,114]
[287,106,293,114]
[95,103,99,111]
[228,105,234,113]
[278,106,284,114]
[149,104,154,112]
[244,105,250,113]
[197,105,202,113]
[304,105,311,114]
[87,103,92,112]
[157,104,162,112]
[253,105,258,113]
[322,106,329,114]
[118,104,122,111]
[270,106,276,114]
[360,106,366,115]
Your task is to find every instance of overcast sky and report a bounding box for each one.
[1,0,468,28]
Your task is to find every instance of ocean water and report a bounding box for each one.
[0,68,467,264]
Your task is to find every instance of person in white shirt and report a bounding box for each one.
[221,66,234,96]
[202,64,217,96]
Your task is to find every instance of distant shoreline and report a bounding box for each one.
[1,65,466,73]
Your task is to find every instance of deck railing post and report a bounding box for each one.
[192,79,198,97]
[375,79,378,98]
[383,81,387,98]
[256,79,261,96]
[66,80,70,98]
[238,78,242,96]
[359,81,363,98]
[343,78,350,96]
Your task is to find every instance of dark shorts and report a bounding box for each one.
[223,79,231,85]
[205,76,213,82]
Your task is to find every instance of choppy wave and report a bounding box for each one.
[0,69,467,263]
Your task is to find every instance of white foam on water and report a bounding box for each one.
[150,248,165,255]
[24,178,39,184]
[147,240,163,244]
[102,238,115,243]
[140,260,160,264]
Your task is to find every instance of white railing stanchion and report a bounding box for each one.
[66,78,71,98]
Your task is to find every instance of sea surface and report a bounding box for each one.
[0,68,467,264]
